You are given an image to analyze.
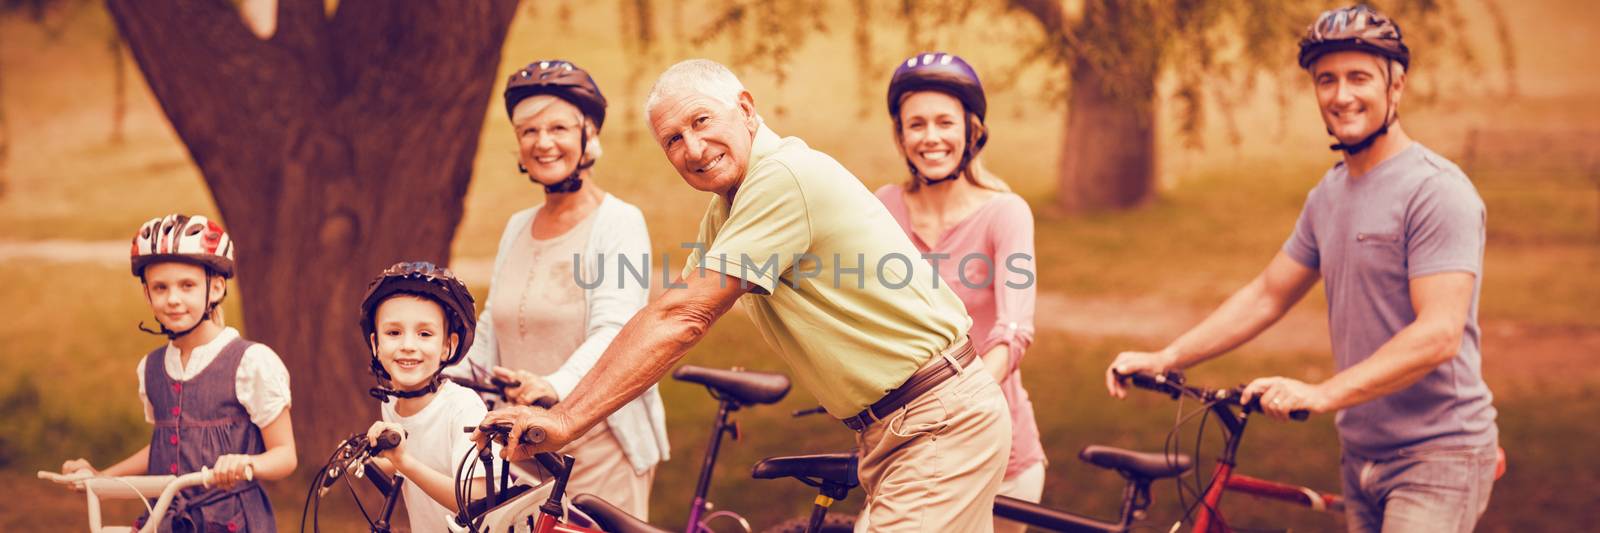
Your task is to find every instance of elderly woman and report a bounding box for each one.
[459,59,668,518]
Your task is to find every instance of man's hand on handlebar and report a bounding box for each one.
[473,406,571,462]
[1240,376,1329,421]
[1105,349,1179,399]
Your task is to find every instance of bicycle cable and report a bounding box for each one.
[1162,396,1215,528]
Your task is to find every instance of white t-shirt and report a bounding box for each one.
[136,327,292,428]
[380,381,489,533]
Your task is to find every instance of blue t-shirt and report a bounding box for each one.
[1283,142,1497,459]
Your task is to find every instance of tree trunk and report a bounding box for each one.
[105,0,519,457]
[1054,56,1157,212]
[109,33,125,144]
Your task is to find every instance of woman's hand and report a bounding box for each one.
[210,454,255,489]
[492,366,559,407]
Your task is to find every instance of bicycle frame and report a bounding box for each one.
[685,396,738,532]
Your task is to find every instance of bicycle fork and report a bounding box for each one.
[1190,401,1248,533]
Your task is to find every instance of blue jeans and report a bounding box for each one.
[1340,441,1498,533]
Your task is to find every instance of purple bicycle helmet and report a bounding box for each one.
[887,52,987,122]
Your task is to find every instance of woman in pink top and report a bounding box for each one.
[875,51,1044,533]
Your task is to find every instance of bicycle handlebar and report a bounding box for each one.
[41,466,252,533]
[477,420,547,446]
[450,375,557,408]
[1120,371,1310,421]
[372,429,403,453]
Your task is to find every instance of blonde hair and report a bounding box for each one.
[893,105,1009,193]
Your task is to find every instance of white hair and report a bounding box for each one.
[644,59,747,118]
[512,94,604,165]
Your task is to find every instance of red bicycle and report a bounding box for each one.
[998,371,1506,532]
[994,371,1336,532]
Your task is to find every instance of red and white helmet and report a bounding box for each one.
[130,214,235,279]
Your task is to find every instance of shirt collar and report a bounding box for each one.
[747,123,783,172]
[163,326,240,379]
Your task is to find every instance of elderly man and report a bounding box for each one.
[481,59,1011,531]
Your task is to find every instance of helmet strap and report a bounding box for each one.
[137,273,220,341]
[902,119,975,188]
[366,343,455,403]
[1329,58,1398,156]
[539,123,590,194]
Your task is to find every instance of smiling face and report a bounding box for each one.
[648,88,759,197]
[897,90,968,180]
[1310,50,1403,145]
[370,295,457,391]
[142,262,223,333]
[513,95,590,185]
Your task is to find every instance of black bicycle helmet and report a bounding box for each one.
[1298,5,1410,71]
[359,261,477,400]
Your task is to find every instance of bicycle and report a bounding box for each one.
[522,364,861,533]
[39,465,255,533]
[300,374,550,532]
[991,371,1330,532]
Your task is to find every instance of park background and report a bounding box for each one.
[2,0,1595,531]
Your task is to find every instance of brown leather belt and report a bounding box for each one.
[843,337,977,432]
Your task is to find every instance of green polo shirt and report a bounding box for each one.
[684,124,971,417]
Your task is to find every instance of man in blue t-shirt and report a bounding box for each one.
[1104,6,1498,532]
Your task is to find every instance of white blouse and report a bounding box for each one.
[137,326,293,428]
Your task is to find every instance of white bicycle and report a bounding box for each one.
[38,465,253,533]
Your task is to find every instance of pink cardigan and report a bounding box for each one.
[875,184,1045,478]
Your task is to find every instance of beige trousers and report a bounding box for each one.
[555,421,656,520]
[853,354,1011,532]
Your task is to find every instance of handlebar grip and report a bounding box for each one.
[520,426,547,445]
[372,429,403,452]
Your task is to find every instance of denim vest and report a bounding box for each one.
[144,338,276,532]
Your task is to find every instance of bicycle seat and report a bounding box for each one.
[1079,445,1192,480]
[672,365,790,406]
[751,452,859,488]
[571,493,669,533]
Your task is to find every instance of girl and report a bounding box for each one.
[63,214,297,532]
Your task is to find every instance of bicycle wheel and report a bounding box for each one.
[762,513,856,533]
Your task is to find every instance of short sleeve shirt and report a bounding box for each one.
[381,381,488,533]
[1283,142,1497,457]
[684,125,971,417]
